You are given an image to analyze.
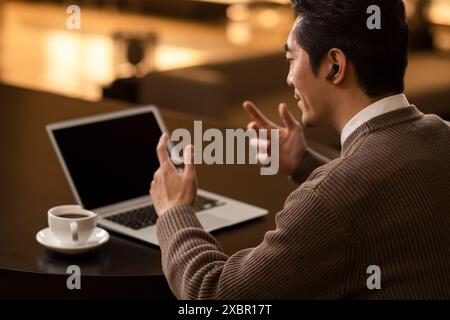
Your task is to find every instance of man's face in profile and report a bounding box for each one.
[285,18,332,127]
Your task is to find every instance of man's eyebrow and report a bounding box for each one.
[284,43,290,53]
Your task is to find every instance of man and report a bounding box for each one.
[150,0,450,299]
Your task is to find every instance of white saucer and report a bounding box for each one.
[36,227,110,254]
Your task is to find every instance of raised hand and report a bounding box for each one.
[243,101,307,177]
[150,133,197,215]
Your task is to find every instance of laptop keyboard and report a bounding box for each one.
[105,195,222,230]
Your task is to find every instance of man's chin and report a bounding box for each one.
[301,114,317,128]
[298,103,314,127]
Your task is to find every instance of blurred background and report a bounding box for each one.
[0,0,449,157]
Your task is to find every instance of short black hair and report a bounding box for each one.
[291,0,409,97]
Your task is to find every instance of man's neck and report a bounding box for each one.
[332,92,396,134]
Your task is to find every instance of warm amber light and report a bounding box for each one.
[226,4,250,22]
[45,31,114,99]
[154,45,207,71]
[426,0,450,26]
[256,9,281,29]
[226,21,252,45]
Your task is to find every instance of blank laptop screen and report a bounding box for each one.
[52,111,162,209]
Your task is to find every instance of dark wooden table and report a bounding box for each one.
[0,84,297,299]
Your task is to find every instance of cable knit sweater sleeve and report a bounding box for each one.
[156,186,349,299]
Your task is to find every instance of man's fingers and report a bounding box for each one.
[150,173,158,195]
[257,152,271,165]
[249,138,272,166]
[153,167,161,181]
[156,133,170,164]
[247,121,260,131]
[250,137,269,149]
[278,103,297,129]
[156,133,176,171]
[150,180,156,193]
[243,101,275,128]
[183,144,196,178]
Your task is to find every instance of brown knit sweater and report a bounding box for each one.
[156,106,450,299]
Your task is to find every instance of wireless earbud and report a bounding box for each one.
[326,63,339,81]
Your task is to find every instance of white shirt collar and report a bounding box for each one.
[340,93,410,146]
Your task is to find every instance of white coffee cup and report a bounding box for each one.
[48,205,98,245]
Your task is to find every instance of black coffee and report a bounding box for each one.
[59,213,89,219]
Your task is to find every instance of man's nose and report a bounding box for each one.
[287,73,294,88]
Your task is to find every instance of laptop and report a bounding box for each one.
[46,106,268,246]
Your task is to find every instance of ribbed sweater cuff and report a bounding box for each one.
[156,204,203,246]
[290,148,329,184]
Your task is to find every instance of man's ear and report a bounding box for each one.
[325,48,347,84]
